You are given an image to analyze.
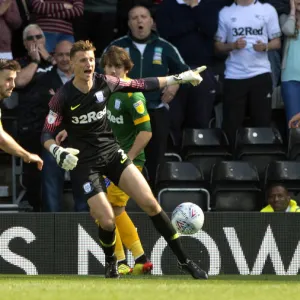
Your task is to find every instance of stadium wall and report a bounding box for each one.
[0,213,299,275]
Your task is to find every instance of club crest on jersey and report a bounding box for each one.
[133,100,145,114]
[83,181,94,194]
[114,99,121,110]
[153,47,162,65]
[95,91,104,103]
[47,110,58,124]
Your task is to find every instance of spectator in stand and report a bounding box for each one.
[15,24,55,211]
[156,0,220,145]
[73,0,117,58]
[103,5,190,189]
[261,183,300,212]
[115,0,160,38]
[215,0,281,147]
[280,0,300,127]
[0,0,22,59]
[31,0,83,53]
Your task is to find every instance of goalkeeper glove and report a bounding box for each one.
[166,66,207,86]
[49,144,79,171]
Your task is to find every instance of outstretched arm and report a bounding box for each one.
[0,122,43,170]
[104,66,207,94]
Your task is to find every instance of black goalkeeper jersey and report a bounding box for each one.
[42,73,159,164]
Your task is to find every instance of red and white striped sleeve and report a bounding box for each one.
[42,89,64,141]
[103,74,160,93]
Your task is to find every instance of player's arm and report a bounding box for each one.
[41,90,79,171]
[127,131,152,161]
[103,66,206,95]
[0,121,43,170]
[126,94,152,161]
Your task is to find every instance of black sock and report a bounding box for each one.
[118,259,128,266]
[98,225,116,258]
[135,254,148,264]
[150,210,187,263]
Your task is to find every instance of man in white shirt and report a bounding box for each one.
[215,0,281,146]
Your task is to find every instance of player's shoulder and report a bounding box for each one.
[54,80,73,103]
[130,92,146,103]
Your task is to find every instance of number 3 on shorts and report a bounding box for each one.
[118,149,128,164]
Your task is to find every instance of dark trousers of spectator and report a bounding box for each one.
[73,11,117,58]
[222,72,273,148]
[41,150,89,212]
[145,106,170,190]
[169,67,217,146]
[19,132,42,212]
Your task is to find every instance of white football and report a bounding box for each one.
[171,202,204,235]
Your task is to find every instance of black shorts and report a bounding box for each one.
[70,148,132,201]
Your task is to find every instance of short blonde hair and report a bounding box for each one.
[70,40,96,59]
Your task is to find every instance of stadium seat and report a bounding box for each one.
[155,161,210,212]
[288,128,300,160]
[265,161,300,203]
[181,128,232,181]
[164,132,182,163]
[235,127,286,180]
[211,161,262,211]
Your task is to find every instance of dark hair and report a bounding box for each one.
[0,59,21,72]
[70,40,96,59]
[100,46,134,72]
[266,182,288,196]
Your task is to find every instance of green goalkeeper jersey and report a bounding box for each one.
[107,91,151,167]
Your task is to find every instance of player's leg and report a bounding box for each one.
[106,176,152,274]
[114,226,132,275]
[88,192,119,278]
[74,165,119,278]
[117,164,208,279]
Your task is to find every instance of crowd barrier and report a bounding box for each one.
[0,213,299,275]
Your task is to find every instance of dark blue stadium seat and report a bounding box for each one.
[235,127,286,180]
[211,161,262,211]
[181,128,232,182]
[155,162,210,212]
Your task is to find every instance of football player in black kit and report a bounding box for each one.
[41,40,208,279]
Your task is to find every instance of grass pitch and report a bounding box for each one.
[0,275,299,300]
